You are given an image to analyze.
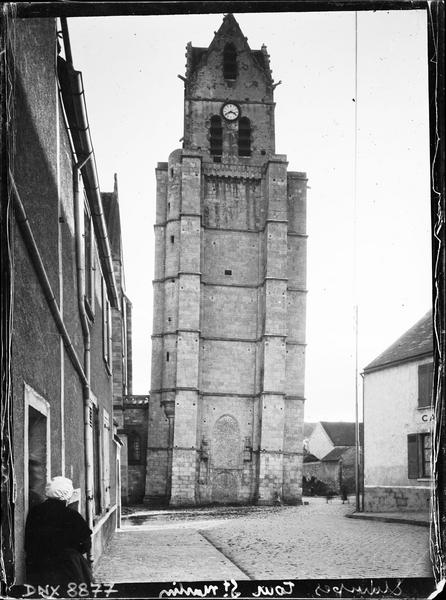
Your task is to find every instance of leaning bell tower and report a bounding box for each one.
[144,14,307,506]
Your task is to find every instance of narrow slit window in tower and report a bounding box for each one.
[210,115,223,159]
[223,43,237,80]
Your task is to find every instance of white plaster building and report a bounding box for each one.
[363,310,433,512]
[304,421,361,461]
[302,422,362,494]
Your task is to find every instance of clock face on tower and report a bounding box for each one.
[221,102,240,121]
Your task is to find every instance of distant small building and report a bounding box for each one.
[304,421,362,461]
[303,422,316,454]
[363,310,433,512]
[302,422,362,494]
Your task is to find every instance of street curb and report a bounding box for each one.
[346,513,430,527]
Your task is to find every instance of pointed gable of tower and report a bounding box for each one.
[185,13,274,102]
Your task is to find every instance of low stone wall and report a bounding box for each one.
[92,505,117,569]
[128,465,146,503]
[303,461,340,492]
[364,485,431,512]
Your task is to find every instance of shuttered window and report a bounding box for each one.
[92,404,102,515]
[407,432,432,479]
[103,410,110,509]
[407,434,418,479]
[418,363,433,407]
[420,432,431,478]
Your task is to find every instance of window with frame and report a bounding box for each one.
[84,207,95,314]
[103,410,110,509]
[128,431,142,465]
[223,43,237,80]
[91,403,102,515]
[102,279,112,369]
[418,362,433,408]
[407,432,432,479]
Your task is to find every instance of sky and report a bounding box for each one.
[67,8,432,422]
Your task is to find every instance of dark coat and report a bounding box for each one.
[25,498,93,585]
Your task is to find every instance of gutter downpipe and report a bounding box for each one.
[60,17,118,309]
[67,68,119,309]
[361,371,365,512]
[73,164,94,565]
[60,18,115,566]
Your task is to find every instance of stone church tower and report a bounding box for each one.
[145,14,307,506]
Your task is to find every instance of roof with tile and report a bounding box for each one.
[321,446,351,462]
[303,453,320,463]
[363,310,433,373]
[304,423,316,438]
[320,422,363,447]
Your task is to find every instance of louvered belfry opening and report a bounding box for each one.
[238,117,251,157]
[210,115,223,160]
[223,43,237,80]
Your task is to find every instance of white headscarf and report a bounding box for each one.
[45,476,74,503]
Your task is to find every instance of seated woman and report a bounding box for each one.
[25,476,93,586]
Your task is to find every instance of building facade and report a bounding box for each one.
[363,310,433,512]
[101,179,149,506]
[118,396,150,505]
[304,421,363,460]
[145,14,307,507]
[302,422,362,495]
[3,17,128,582]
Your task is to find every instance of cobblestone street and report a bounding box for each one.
[94,497,432,583]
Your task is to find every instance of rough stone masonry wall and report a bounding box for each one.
[197,396,258,504]
[147,157,307,506]
[185,20,275,162]
[124,405,148,503]
[146,16,308,504]
[283,172,307,503]
[145,162,170,504]
[257,159,289,504]
[199,170,263,504]
[170,154,202,506]
[364,486,431,512]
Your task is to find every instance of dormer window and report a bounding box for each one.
[223,43,237,80]
[238,117,251,157]
[210,115,223,159]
